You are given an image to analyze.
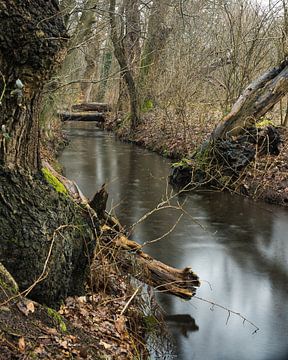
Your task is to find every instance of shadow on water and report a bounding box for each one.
[59,123,288,360]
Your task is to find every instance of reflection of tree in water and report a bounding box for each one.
[165,314,199,337]
[156,293,199,358]
[185,191,288,292]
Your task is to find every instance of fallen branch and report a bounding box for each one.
[71,102,112,113]
[58,111,105,122]
[41,161,200,300]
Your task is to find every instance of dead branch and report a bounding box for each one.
[41,161,200,300]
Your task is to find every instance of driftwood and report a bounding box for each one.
[58,111,105,122]
[42,161,200,299]
[72,102,112,113]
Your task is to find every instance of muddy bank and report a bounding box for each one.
[105,112,288,207]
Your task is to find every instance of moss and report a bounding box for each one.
[0,263,19,295]
[256,118,274,128]
[47,307,67,333]
[41,167,68,196]
[141,99,154,113]
[171,158,192,169]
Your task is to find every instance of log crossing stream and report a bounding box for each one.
[59,122,288,360]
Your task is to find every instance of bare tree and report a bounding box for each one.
[109,0,140,129]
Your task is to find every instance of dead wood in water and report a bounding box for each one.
[114,235,200,298]
[42,162,200,300]
[72,102,112,112]
[58,111,105,122]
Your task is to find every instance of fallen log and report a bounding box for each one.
[58,111,105,122]
[42,161,200,299]
[72,102,112,112]
[212,57,288,139]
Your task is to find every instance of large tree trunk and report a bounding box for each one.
[0,1,96,308]
[0,0,66,171]
[212,58,288,139]
[139,0,171,100]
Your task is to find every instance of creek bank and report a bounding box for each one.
[104,112,288,207]
[0,262,149,359]
[0,134,198,358]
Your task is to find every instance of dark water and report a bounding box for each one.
[59,122,288,360]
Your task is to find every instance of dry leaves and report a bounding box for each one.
[18,337,25,352]
[17,299,35,316]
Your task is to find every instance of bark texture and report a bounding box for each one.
[0,168,94,307]
[0,2,96,308]
[212,58,288,139]
[0,0,67,171]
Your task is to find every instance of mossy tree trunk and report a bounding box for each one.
[0,0,96,307]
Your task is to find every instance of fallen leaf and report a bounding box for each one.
[18,337,25,352]
[59,340,68,349]
[99,340,112,349]
[17,299,35,316]
[45,327,58,335]
[115,315,126,335]
[33,344,47,356]
[26,301,35,313]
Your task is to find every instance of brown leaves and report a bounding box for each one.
[18,337,25,352]
[17,299,35,316]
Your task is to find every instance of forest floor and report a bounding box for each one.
[0,259,155,359]
[105,111,288,207]
[0,125,165,359]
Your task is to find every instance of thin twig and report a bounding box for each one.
[120,286,141,316]
[194,296,260,334]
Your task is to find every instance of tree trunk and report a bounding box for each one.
[96,47,113,102]
[212,58,288,139]
[171,58,288,192]
[109,0,140,129]
[0,1,96,308]
[0,1,66,171]
[139,0,171,99]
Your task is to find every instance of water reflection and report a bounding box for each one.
[59,122,288,360]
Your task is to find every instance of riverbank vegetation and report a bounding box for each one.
[1,0,288,359]
[0,1,199,359]
[47,0,288,206]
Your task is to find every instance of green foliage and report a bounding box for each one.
[141,99,154,113]
[256,118,274,128]
[41,168,68,196]
[47,307,67,333]
[171,158,192,168]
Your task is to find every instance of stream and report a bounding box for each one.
[59,122,288,360]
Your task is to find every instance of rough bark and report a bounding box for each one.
[0,1,96,308]
[0,168,95,307]
[0,0,67,171]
